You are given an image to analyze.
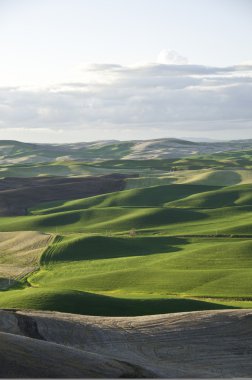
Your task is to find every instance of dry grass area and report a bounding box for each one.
[0,309,252,378]
[0,231,52,285]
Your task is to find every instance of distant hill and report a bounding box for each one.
[0,138,252,164]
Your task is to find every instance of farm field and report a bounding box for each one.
[1,308,252,378]
[1,234,252,315]
[0,231,52,289]
[2,183,252,235]
[1,149,252,316]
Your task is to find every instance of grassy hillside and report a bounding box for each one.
[33,236,252,299]
[1,184,252,236]
[1,143,252,316]
[0,287,228,316]
[1,180,252,314]
[30,184,217,214]
[0,234,252,315]
[169,184,252,208]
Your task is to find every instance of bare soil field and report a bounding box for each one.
[0,309,251,378]
[0,174,133,216]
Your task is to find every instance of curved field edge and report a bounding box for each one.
[0,231,54,290]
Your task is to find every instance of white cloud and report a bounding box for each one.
[156,49,188,65]
[0,62,252,141]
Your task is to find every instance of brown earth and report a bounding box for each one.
[0,309,252,378]
[0,174,136,216]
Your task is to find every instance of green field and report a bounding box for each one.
[1,231,252,315]
[1,166,252,315]
[1,145,252,315]
[1,183,252,236]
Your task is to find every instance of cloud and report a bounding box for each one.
[156,49,188,65]
[0,62,252,141]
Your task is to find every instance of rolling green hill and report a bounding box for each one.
[1,183,252,236]
[28,236,252,300]
[30,184,218,214]
[1,142,252,316]
[0,234,252,315]
[1,179,252,315]
[169,184,252,208]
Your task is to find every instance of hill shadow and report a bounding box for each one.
[41,236,189,263]
[17,289,236,316]
[0,278,20,290]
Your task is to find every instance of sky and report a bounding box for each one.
[0,0,252,143]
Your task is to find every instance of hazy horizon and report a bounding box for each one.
[1,0,251,143]
[1,136,252,145]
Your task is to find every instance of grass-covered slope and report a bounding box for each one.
[1,234,252,315]
[169,184,252,208]
[30,184,217,214]
[0,206,208,234]
[0,287,228,316]
[182,169,242,186]
[1,183,252,236]
[1,177,252,315]
[36,236,252,299]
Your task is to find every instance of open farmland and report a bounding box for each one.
[1,138,252,377]
[1,175,252,313]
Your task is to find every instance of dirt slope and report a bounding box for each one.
[0,309,252,378]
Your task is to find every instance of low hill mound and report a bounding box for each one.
[183,169,242,186]
[31,183,217,215]
[169,184,252,209]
